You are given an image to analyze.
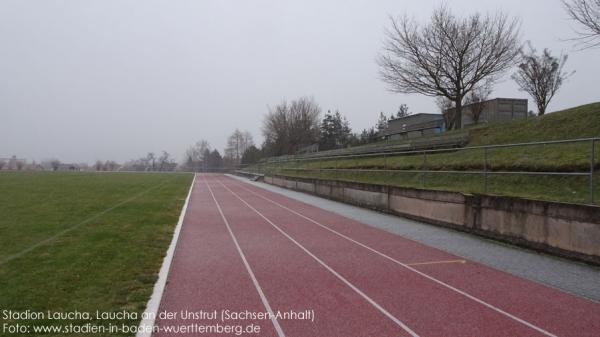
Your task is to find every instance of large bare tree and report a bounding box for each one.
[225,129,254,165]
[563,0,600,48]
[512,44,573,115]
[262,97,321,156]
[378,6,520,129]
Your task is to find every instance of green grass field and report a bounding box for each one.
[253,103,600,204]
[0,171,193,337]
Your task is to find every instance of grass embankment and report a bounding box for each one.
[0,171,193,337]
[258,103,600,204]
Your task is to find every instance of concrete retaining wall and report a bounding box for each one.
[264,175,600,265]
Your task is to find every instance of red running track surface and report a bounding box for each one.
[154,174,600,337]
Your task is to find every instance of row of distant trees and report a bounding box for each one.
[120,151,177,172]
[0,151,179,172]
[181,130,256,172]
[180,96,378,168]
[259,97,400,158]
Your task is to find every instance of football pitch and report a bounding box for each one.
[0,171,193,336]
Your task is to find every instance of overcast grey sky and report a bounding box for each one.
[1,0,598,163]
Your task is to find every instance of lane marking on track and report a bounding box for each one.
[204,177,286,337]
[0,176,175,266]
[215,180,420,337]
[226,177,558,337]
[137,174,197,337]
[406,259,467,267]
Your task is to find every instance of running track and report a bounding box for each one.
[153,173,600,337]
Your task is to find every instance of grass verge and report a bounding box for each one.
[0,171,193,337]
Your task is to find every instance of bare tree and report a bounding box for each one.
[225,129,254,165]
[0,160,6,170]
[104,160,119,171]
[50,159,61,171]
[184,140,211,171]
[512,44,573,115]
[95,160,104,171]
[464,83,492,124]
[185,140,210,162]
[16,160,25,171]
[563,0,600,48]
[241,131,254,154]
[146,152,156,171]
[262,97,321,156]
[378,6,520,129]
[157,151,174,171]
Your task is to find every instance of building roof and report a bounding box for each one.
[388,113,443,123]
[383,113,444,136]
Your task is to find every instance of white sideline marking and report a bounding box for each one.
[226,177,558,337]
[406,259,466,266]
[216,180,420,337]
[205,177,286,337]
[136,174,196,337]
[1,177,174,266]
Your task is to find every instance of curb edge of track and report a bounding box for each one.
[135,173,197,337]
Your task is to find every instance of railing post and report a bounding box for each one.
[335,157,338,181]
[422,151,426,187]
[591,139,596,204]
[484,147,488,193]
[384,153,388,186]
[319,158,322,180]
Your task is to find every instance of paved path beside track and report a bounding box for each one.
[153,173,600,337]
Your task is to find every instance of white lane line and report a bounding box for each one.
[137,174,196,337]
[406,259,467,267]
[0,177,174,266]
[226,177,558,337]
[204,177,286,337]
[216,179,420,337]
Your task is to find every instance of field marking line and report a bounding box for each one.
[0,176,176,266]
[136,174,196,337]
[204,176,286,337]
[225,177,558,337]
[215,179,420,337]
[406,259,467,266]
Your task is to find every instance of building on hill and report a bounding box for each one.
[382,98,528,140]
[447,97,528,127]
[382,113,445,140]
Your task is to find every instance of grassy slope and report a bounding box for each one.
[467,102,600,145]
[0,171,193,337]
[259,103,600,204]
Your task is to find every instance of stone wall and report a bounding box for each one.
[262,175,600,265]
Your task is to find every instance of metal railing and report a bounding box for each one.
[250,137,599,204]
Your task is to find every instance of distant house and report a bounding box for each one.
[447,98,528,127]
[57,163,81,171]
[382,113,445,140]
